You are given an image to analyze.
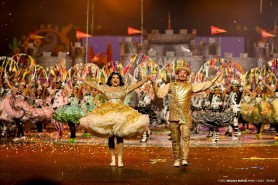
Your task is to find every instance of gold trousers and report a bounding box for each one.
[169,121,190,160]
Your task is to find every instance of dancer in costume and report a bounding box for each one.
[263,80,278,139]
[203,88,214,137]
[209,84,234,143]
[243,85,268,139]
[191,88,214,137]
[239,85,253,134]
[3,75,33,141]
[80,84,106,137]
[52,84,85,142]
[0,80,12,138]
[150,67,222,167]
[222,85,233,136]
[208,84,224,143]
[81,84,106,112]
[78,72,150,167]
[50,80,69,139]
[33,83,44,137]
[192,84,234,143]
[162,94,170,126]
[80,85,96,113]
[191,92,205,134]
[134,83,156,142]
[225,80,243,141]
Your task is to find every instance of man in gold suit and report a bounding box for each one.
[150,67,222,167]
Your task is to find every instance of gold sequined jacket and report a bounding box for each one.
[155,81,213,126]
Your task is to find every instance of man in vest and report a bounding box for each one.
[150,67,222,167]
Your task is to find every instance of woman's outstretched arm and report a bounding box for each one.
[74,76,105,94]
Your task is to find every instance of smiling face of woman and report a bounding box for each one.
[111,74,120,87]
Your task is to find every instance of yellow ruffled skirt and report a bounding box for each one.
[260,101,274,123]
[80,101,149,138]
[240,102,254,123]
[272,98,278,123]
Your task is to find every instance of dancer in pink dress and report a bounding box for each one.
[49,80,69,139]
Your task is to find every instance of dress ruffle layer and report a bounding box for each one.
[192,109,234,128]
[80,101,149,138]
[240,99,278,124]
[53,104,85,124]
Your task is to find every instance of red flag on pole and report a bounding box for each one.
[211,26,227,35]
[29,33,44,39]
[76,30,92,39]
[128,27,141,34]
[261,30,275,37]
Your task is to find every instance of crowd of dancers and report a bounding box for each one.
[191,79,278,143]
[0,68,278,144]
[0,70,157,143]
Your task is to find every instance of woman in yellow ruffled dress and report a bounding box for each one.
[263,81,278,139]
[243,86,270,139]
[78,72,150,167]
[245,86,265,139]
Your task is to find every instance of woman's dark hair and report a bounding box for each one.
[106,72,125,86]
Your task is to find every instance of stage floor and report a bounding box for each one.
[0,125,278,185]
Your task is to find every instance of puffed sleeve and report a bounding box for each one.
[192,81,212,93]
[94,84,106,94]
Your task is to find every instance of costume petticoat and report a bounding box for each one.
[260,101,274,123]
[52,96,85,124]
[251,100,273,124]
[192,109,234,128]
[272,98,278,123]
[80,84,149,138]
[80,101,149,138]
[240,102,254,123]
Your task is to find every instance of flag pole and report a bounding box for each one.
[91,0,94,35]
[85,0,90,63]
[141,0,144,46]
[271,7,277,57]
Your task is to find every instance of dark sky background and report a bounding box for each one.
[0,0,277,55]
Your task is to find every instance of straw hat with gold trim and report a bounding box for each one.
[175,67,191,75]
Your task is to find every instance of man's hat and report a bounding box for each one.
[211,83,224,92]
[175,67,191,75]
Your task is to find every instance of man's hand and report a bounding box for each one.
[211,69,223,84]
